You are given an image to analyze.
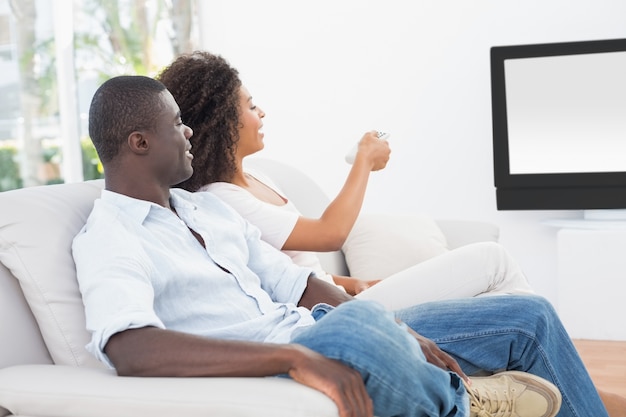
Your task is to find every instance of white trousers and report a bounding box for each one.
[355,241,534,310]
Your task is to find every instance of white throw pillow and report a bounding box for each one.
[0,180,106,368]
[342,212,449,280]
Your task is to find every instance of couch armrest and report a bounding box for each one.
[0,365,337,417]
[435,219,500,249]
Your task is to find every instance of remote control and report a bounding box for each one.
[345,131,390,164]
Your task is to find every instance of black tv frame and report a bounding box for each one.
[491,38,626,210]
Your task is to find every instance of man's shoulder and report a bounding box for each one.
[75,192,144,240]
[73,201,124,246]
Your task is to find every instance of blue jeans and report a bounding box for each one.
[291,295,608,417]
[291,300,468,417]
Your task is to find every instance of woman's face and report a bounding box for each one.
[236,85,265,158]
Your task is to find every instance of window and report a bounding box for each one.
[0,0,198,191]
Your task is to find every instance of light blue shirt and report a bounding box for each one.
[72,188,316,368]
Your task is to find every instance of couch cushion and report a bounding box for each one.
[0,180,106,368]
[0,365,338,417]
[341,212,449,280]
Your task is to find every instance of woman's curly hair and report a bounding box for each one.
[157,51,242,191]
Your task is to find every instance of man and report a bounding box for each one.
[73,75,606,417]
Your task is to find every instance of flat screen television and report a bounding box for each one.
[491,38,626,212]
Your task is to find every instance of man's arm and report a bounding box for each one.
[105,326,373,417]
[106,326,301,377]
[298,274,354,309]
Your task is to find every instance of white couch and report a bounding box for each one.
[0,157,498,417]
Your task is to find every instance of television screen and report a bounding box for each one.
[491,38,626,210]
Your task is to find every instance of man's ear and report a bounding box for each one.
[127,131,149,155]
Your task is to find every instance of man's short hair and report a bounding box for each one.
[88,75,167,164]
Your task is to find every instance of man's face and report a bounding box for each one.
[147,90,194,186]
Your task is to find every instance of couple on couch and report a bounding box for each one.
[72,51,623,416]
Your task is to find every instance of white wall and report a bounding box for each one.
[197,0,626,307]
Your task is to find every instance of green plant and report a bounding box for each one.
[35,138,103,183]
[0,140,103,191]
[81,138,104,180]
[0,145,23,192]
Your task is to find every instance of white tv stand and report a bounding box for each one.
[545,216,626,341]
[544,209,626,230]
[583,208,626,221]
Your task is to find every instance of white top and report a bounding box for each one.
[201,170,337,286]
[72,188,315,368]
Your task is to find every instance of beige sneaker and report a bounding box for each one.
[466,371,562,417]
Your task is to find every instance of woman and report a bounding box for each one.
[157,51,534,306]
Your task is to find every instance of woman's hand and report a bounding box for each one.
[355,131,391,171]
[332,276,382,296]
[353,279,382,295]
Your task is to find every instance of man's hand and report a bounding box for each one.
[404,325,470,384]
[288,344,373,417]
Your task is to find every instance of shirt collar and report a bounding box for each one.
[169,188,198,216]
[100,188,199,224]
[100,189,162,224]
